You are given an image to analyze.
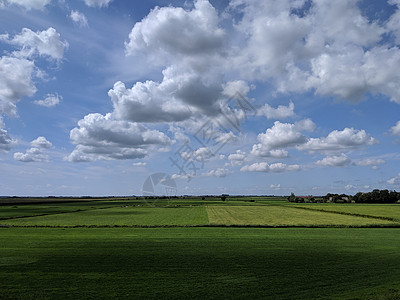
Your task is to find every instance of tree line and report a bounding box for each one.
[288,189,400,204]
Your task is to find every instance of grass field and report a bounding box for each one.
[292,203,400,221]
[1,227,400,299]
[206,205,399,226]
[1,197,400,299]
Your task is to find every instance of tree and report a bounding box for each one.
[288,192,296,202]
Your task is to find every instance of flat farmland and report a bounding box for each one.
[206,205,400,226]
[1,198,400,299]
[1,206,209,227]
[1,227,400,299]
[292,203,400,221]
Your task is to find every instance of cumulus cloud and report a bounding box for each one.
[203,168,231,178]
[240,162,300,172]
[0,27,68,60]
[31,136,52,149]
[133,162,146,167]
[14,147,49,162]
[0,117,14,152]
[256,101,295,120]
[316,154,351,167]
[250,119,314,158]
[390,121,400,136]
[353,158,385,169]
[0,27,66,117]
[34,93,61,107]
[388,173,400,185]
[270,183,281,190]
[125,0,224,59]
[0,0,51,10]
[112,0,227,123]
[298,128,378,152]
[0,56,37,116]
[228,150,246,165]
[13,136,52,162]
[222,80,251,97]
[66,113,172,162]
[70,10,88,27]
[108,80,193,123]
[228,0,400,103]
[83,0,112,7]
[180,147,214,165]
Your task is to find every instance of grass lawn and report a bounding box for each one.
[1,227,400,299]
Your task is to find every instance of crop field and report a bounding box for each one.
[1,197,400,299]
[291,203,400,222]
[206,205,399,226]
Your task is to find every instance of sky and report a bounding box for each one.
[1,0,400,197]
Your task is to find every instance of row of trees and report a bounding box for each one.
[288,189,400,204]
[353,189,400,203]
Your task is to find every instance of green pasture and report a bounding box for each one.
[1,227,400,299]
[1,198,400,299]
[292,203,400,221]
[206,205,400,226]
[1,206,209,227]
[1,199,400,227]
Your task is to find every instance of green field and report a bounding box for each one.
[292,203,400,221]
[1,198,400,299]
[206,205,399,226]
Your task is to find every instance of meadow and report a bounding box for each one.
[1,197,400,299]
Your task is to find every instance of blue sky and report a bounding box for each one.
[1,0,400,196]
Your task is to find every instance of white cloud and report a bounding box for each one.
[34,93,61,107]
[108,80,193,123]
[253,147,290,159]
[0,27,66,119]
[0,0,51,10]
[228,150,246,165]
[31,136,52,149]
[0,117,14,152]
[125,0,224,59]
[240,162,300,173]
[203,168,231,178]
[133,162,146,167]
[83,0,112,7]
[256,101,295,120]
[251,119,314,157]
[388,173,400,185]
[70,10,88,27]
[0,56,37,116]
[228,0,400,103]
[67,113,172,162]
[0,27,68,60]
[298,128,377,152]
[270,183,281,190]
[14,147,48,162]
[354,158,385,168]
[316,153,351,167]
[13,136,52,162]
[390,121,400,136]
[222,80,250,97]
[181,147,214,164]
